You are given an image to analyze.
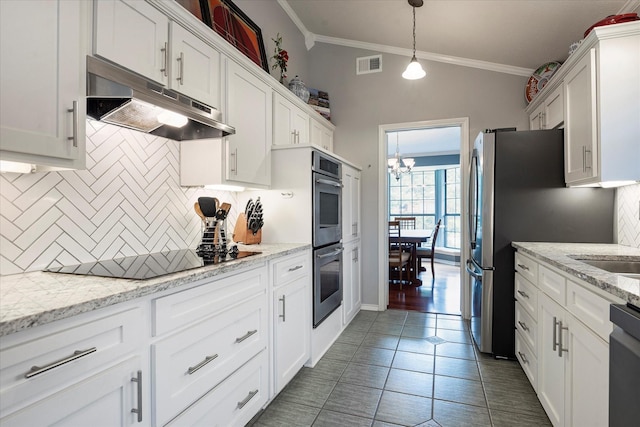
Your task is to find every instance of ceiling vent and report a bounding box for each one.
[356,54,382,75]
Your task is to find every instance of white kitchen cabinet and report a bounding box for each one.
[529,85,564,130]
[273,92,310,146]
[225,59,272,188]
[0,304,147,425]
[342,240,362,327]
[0,0,87,170]
[342,164,361,243]
[310,117,334,151]
[271,252,311,394]
[95,0,220,108]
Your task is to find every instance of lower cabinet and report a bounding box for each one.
[342,239,362,326]
[271,251,311,394]
[515,251,615,427]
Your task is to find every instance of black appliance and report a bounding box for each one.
[466,129,614,357]
[46,249,260,280]
[609,303,640,426]
[311,150,343,327]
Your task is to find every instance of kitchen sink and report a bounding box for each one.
[571,257,640,279]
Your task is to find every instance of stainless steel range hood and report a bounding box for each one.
[86,56,235,140]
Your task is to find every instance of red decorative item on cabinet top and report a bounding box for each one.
[584,13,639,38]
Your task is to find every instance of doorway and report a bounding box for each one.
[378,118,471,318]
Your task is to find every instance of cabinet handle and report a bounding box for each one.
[279,295,286,322]
[67,100,78,147]
[584,148,592,171]
[582,146,587,172]
[517,290,529,299]
[187,354,218,375]
[131,370,143,422]
[230,148,238,174]
[160,42,168,77]
[540,112,546,129]
[517,263,529,271]
[552,316,559,352]
[518,320,529,332]
[25,347,96,378]
[235,329,258,343]
[353,222,358,236]
[288,265,303,272]
[558,321,569,357]
[518,351,529,364]
[237,389,258,409]
[354,248,359,262]
[177,52,184,84]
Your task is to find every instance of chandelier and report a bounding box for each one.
[402,0,426,80]
[388,134,414,180]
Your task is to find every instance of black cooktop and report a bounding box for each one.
[45,249,261,280]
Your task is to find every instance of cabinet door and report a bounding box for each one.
[274,276,310,393]
[0,0,85,169]
[537,293,566,427]
[352,170,361,237]
[94,0,168,85]
[529,104,544,130]
[544,85,564,129]
[564,49,598,184]
[342,242,361,326]
[169,22,220,108]
[273,93,308,145]
[0,357,144,427]
[226,60,271,187]
[564,314,609,427]
[292,108,310,145]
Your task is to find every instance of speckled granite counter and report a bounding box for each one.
[512,242,640,307]
[0,243,310,337]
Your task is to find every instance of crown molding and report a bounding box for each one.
[618,0,640,13]
[278,0,533,77]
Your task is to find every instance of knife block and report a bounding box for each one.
[232,213,262,245]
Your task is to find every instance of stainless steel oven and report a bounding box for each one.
[313,242,343,327]
[312,151,342,248]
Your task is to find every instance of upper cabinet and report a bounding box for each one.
[273,93,309,146]
[526,21,640,187]
[310,117,334,152]
[95,0,220,108]
[0,0,87,170]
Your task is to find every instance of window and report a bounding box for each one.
[389,166,461,249]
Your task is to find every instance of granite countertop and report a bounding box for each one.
[512,242,640,307]
[0,243,310,337]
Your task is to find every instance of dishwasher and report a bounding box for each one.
[609,303,640,427]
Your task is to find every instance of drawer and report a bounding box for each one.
[166,350,268,427]
[515,252,537,285]
[153,266,267,336]
[0,305,143,417]
[538,265,566,305]
[272,252,310,287]
[515,302,537,353]
[153,292,267,426]
[514,272,538,320]
[515,331,538,391]
[566,279,614,342]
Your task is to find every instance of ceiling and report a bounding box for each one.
[282,0,639,76]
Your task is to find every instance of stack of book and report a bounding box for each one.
[307,88,330,121]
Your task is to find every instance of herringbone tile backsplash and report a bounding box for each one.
[617,183,640,248]
[0,120,237,276]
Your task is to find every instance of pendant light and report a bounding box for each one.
[402,0,426,80]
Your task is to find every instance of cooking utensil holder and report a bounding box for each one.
[233,213,262,245]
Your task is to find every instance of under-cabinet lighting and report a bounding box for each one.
[0,160,34,173]
[599,180,638,188]
[204,184,246,192]
[157,110,188,128]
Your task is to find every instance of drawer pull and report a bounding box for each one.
[187,354,218,375]
[517,263,529,271]
[237,389,258,409]
[558,321,569,357]
[553,317,559,352]
[279,295,286,322]
[517,290,529,299]
[517,320,529,332]
[518,351,529,365]
[235,329,258,343]
[25,347,97,378]
[288,265,303,272]
[131,370,143,422]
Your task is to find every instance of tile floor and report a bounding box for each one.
[249,310,551,427]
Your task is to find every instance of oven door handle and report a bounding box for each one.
[317,248,344,259]
[315,178,343,188]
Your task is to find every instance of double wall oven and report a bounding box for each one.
[312,151,343,327]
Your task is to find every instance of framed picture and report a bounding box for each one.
[202,0,269,72]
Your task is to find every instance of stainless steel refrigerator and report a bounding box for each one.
[466,129,614,357]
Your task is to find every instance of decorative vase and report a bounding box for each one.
[288,75,310,103]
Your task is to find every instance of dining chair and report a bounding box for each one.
[394,216,416,230]
[389,220,411,289]
[416,218,442,279]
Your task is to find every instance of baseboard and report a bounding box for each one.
[360,304,381,311]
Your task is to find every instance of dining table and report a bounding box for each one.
[389,228,432,286]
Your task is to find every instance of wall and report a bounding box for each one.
[307,44,530,306]
[617,183,640,248]
[0,120,238,276]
